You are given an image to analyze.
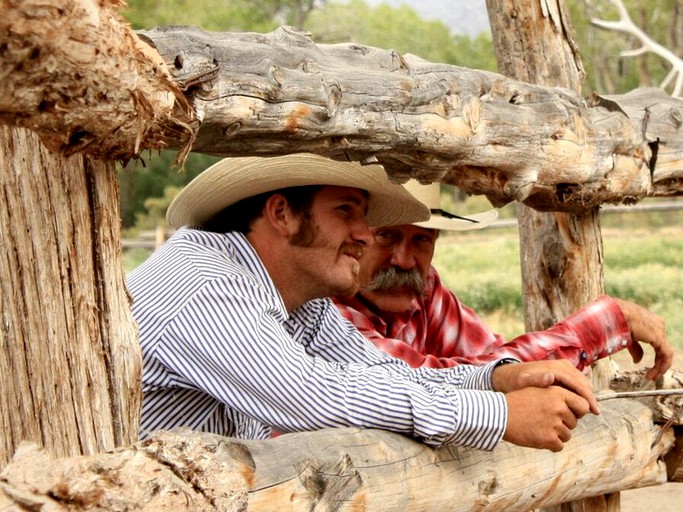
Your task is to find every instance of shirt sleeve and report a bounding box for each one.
[155,274,508,450]
[428,293,632,371]
[338,268,631,371]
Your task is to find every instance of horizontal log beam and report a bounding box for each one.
[139,26,681,213]
[3,2,683,212]
[0,400,674,511]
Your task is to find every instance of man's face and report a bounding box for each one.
[358,224,438,313]
[287,186,373,299]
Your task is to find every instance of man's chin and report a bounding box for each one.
[336,282,360,298]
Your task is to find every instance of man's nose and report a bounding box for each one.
[390,240,416,269]
[351,220,372,247]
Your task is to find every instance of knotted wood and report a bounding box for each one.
[0,401,673,511]
[3,0,683,211]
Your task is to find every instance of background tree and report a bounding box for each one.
[123,0,276,31]
[568,0,681,95]
[305,0,496,69]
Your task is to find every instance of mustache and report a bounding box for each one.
[363,266,425,295]
[340,242,363,259]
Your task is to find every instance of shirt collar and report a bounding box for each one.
[178,228,289,320]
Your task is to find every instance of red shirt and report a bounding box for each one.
[333,267,632,370]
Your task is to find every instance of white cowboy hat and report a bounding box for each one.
[166,154,430,229]
[403,179,498,231]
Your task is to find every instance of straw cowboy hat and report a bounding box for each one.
[403,179,498,231]
[166,154,430,229]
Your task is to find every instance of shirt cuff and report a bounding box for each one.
[460,358,520,391]
[566,295,632,366]
[447,389,508,450]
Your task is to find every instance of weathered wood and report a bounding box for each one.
[594,88,683,196]
[137,25,683,212]
[0,0,195,162]
[0,125,142,467]
[4,0,683,212]
[0,400,673,511]
[485,1,613,510]
[610,369,683,424]
[664,428,683,482]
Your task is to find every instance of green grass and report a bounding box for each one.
[433,226,683,353]
[123,248,153,273]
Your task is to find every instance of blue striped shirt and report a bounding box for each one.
[127,228,508,449]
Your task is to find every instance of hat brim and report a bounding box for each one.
[166,154,430,229]
[414,209,499,231]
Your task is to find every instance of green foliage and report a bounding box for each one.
[122,0,278,31]
[118,151,220,228]
[124,248,155,272]
[603,231,683,270]
[566,0,678,95]
[434,232,523,314]
[306,0,496,68]
[433,223,683,350]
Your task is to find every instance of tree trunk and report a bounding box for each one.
[485,0,615,508]
[0,126,141,467]
[0,400,673,511]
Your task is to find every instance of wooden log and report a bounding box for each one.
[0,0,195,162]
[138,25,683,212]
[0,126,141,466]
[609,369,683,424]
[3,0,683,211]
[0,400,674,511]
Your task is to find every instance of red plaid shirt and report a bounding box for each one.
[333,267,632,370]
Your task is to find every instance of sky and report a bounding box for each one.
[362,0,491,37]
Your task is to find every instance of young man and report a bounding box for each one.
[128,153,599,454]
[333,180,673,380]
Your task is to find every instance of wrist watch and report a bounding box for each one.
[494,358,520,368]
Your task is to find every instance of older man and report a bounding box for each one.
[334,180,672,380]
[128,154,599,453]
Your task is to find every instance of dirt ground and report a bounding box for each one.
[620,482,683,511]
[608,347,683,511]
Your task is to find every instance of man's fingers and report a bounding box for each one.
[627,342,644,364]
[645,350,672,380]
[549,373,599,416]
[518,370,554,389]
[557,424,573,443]
[564,390,591,419]
[628,336,673,381]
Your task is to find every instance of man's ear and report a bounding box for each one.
[262,193,298,236]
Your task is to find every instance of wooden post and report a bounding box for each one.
[485,0,618,509]
[0,126,142,466]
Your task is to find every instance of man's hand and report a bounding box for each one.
[492,359,600,415]
[493,360,599,451]
[612,298,673,380]
[503,386,591,451]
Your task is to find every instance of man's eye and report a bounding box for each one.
[374,231,397,245]
[337,206,352,217]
